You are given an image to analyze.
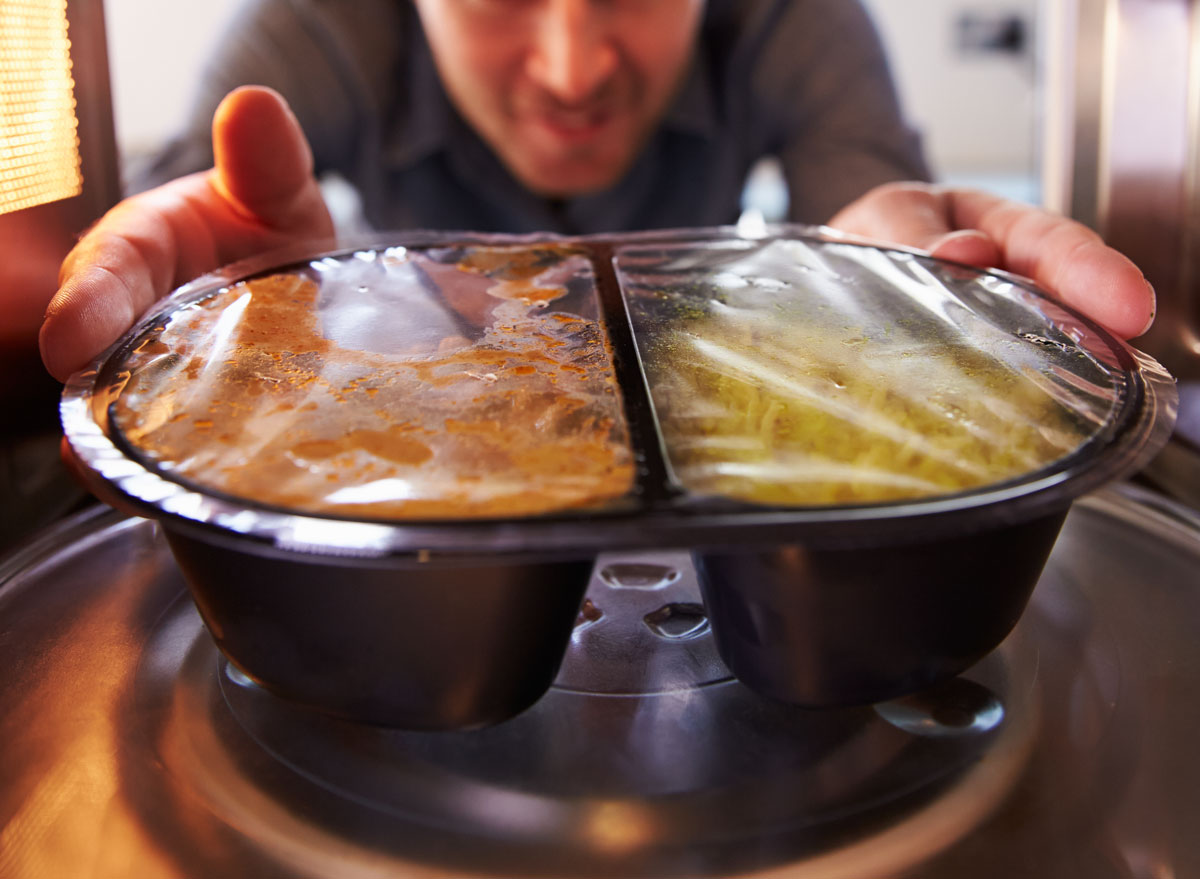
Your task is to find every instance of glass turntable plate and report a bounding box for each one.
[1,484,1198,878]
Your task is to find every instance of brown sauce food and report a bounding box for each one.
[111,257,634,519]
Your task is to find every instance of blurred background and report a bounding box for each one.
[105,0,240,186]
[862,0,1040,203]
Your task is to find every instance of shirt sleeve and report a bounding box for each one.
[749,0,931,225]
[127,0,403,195]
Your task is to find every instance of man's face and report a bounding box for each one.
[412,0,706,198]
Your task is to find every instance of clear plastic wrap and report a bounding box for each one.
[107,244,634,519]
[61,226,1176,554]
[617,237,1129,506]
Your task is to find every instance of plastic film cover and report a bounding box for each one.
[58,227,1177,555]
[616,237,1126,506]
[106,244,635,519]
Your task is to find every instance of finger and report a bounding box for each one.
[925,229,1001,268]
[41,88,333,382]
[828,183,1155,339]
[946,189,1155,339]
[41,179,216,382]
[210,85,332,237]
[828,182,1003,267]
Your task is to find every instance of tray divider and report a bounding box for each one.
[589,242,676,511]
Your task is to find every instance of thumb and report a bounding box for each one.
[209,85,332,237]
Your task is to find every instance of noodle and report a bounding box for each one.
[647,317,1093,506]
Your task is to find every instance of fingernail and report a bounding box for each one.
[934,229,988,247]
[1137,279,1157,337]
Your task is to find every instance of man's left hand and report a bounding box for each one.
[828,182,1155,340]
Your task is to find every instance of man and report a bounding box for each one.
[36,0,1155,383]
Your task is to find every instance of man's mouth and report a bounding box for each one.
[514,81,630,145]
[530,104,615,141]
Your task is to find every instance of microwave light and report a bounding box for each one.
[0,0,83,216]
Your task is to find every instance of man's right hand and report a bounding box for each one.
[40,86,333,382]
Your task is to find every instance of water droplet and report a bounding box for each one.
[599,563,681,590]
[1017,332,1073,353]
[750,276,787,291]
[644,603,709,640]
[711,271,750,289]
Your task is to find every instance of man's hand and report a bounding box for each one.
[40,86,333,382]
[828,181,1155,340]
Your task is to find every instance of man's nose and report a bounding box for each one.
[525,0,620,103]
